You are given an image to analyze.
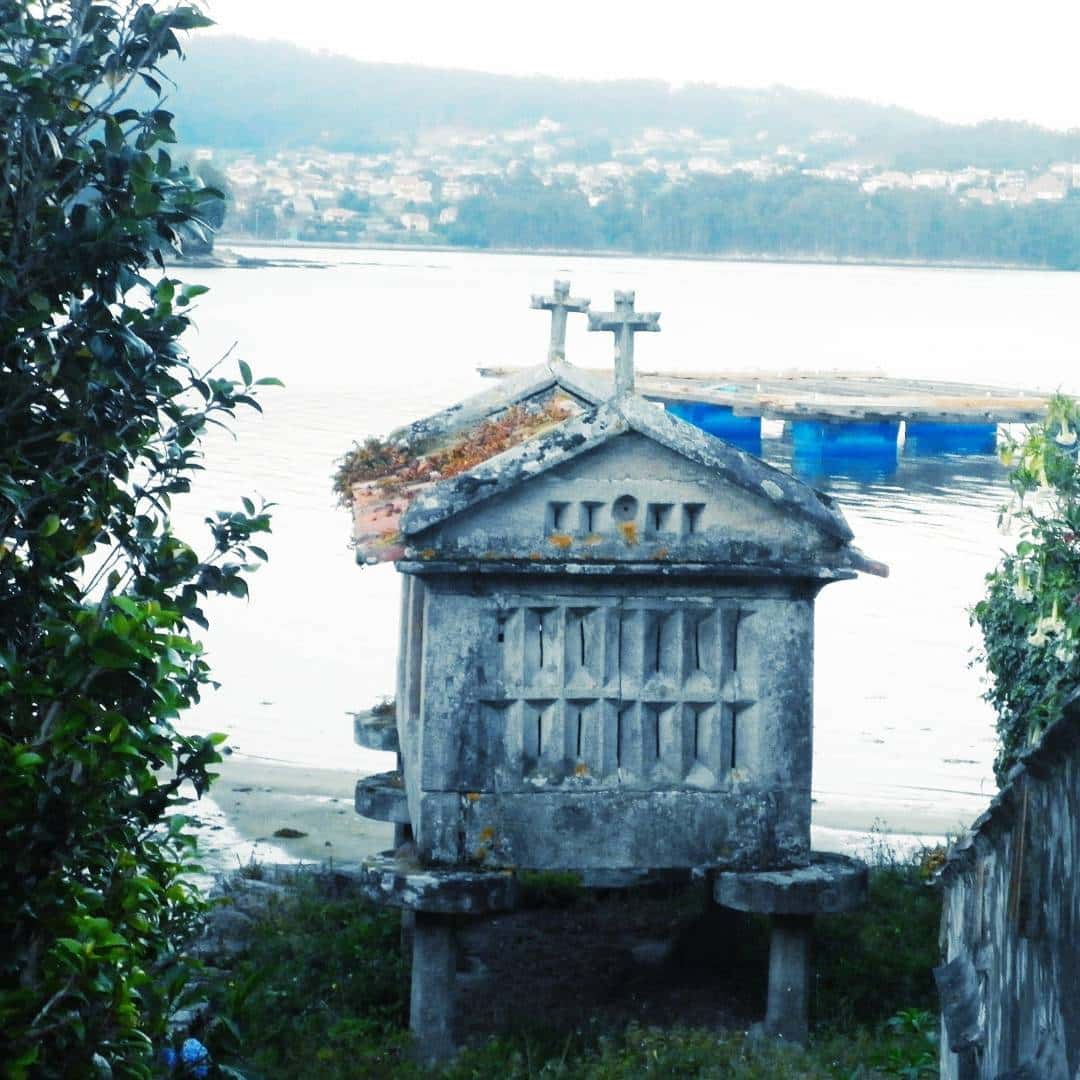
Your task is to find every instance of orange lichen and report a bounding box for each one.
[651,547,670,560]
[479,826,496,842]
[547,533,573,549]
[335,396,578,508]
[574,762,589,777]
[419,548,436,560]
[582,533,603,546]
[619,522,638,546]
[465,792,481,803]
[528,552,542,561]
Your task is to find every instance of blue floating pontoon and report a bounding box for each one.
[791,420,900,482]
[665,402,762,455]
[904,422,998,456]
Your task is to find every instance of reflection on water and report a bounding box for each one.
[173,247,1068,838]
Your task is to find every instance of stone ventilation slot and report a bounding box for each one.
[646,612,677,680]
[682,503,705,535]
[581,501,604,533]
[642,705,661,765]
[525,607,557,681]
[546,501,570,534]
[566,607,600,685]
[729,708,737,771]
[616,705,632,768]
[646,502,673,536]
[523,700,556,771]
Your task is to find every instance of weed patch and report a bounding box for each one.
[191,859,941,1078]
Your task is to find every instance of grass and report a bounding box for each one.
[188,853,942,1079]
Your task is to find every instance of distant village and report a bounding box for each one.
[197,118,1080,245]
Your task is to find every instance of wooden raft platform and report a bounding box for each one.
[477,367,1050,425]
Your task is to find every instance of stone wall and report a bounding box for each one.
[936,710,1080,1079]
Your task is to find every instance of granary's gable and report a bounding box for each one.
[401,396,882,578]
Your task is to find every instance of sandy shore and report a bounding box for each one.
[195,754,393,872]
[191,752,978,878]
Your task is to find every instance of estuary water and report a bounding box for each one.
[172,245,1080,843]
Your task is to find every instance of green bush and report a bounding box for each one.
[0,3,275,1075]
[972,394,1080,780]
[199,865,940,1079]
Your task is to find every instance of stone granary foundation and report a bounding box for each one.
[346,282,885,1064]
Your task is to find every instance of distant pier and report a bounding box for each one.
[479,364,1051,463]
[477,366,1050,425]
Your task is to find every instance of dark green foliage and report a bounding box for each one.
[199,882,410,1079]
[444,171,1080,269]
[517,870,585,908]
[0,3,276,1075]
[814,860,943,1026]
[202,862,941,1078]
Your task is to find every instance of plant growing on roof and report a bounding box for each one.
[973,393,1080,782]
[0,2,277,1074]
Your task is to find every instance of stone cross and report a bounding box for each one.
[530,279,590,363]
[587,290,660,395]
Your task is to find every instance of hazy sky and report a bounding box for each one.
[204,0,1080,131]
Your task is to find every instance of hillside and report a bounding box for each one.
[163,36,1080,171]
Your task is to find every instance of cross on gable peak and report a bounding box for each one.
[587,289,661,396]
[530,279,590,363]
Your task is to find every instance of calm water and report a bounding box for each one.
[171,247,1080,839]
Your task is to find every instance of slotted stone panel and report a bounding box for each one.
[472,596,759,791]
[410,580,814,872]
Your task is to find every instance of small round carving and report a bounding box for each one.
[611,495,638,522]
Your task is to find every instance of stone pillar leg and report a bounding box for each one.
[764,914,813,1044]
[409,912,457,1065]
[400,909,416,956]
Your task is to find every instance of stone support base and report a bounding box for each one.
[410,912,458,1066]
[355,852,521,1065]
[714,852,867,1046]
[765,914,813,1043]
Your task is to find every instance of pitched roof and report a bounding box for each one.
[387,359,610,449]
[348,362,607,564]
[403,394,853,545]
[348,365,885,579]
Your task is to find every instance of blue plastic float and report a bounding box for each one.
[665,402,762,455]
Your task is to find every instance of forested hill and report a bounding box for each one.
[166,36,1080,172]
